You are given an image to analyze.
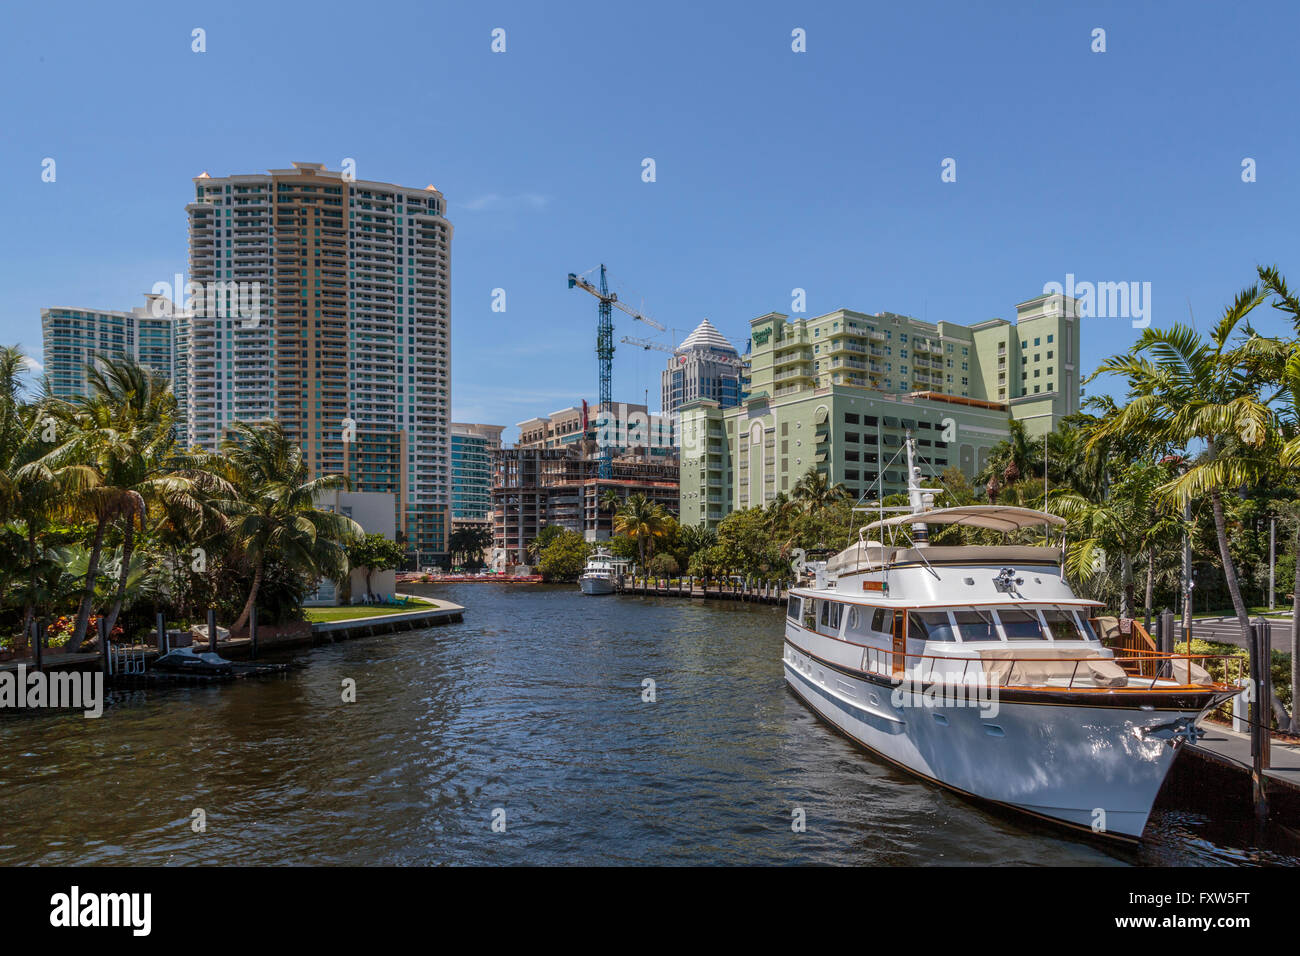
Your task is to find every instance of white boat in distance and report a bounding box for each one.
[784,437,1237,841]
[579,548,627,596]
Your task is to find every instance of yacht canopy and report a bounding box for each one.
[862,505,1065,535]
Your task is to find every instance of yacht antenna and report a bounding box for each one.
[905,431,931,546]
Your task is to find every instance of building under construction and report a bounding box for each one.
[491,443,679,568]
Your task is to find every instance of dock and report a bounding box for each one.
[1189,722,1300,791]
[616,576,789,605]
[0,599,465,680]
[1178,722,1300,815]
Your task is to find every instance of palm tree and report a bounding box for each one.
[763,491,801,557]
[1051,461,1181,619]
[613,492,669,569]
[678,523,717,563]
[37,359,172,647]
[791,469,849,513]
[219,420,362,632]
[1089,286,1272,656]
[0,348,71,638]
[42,358,220,644]
[979,419,1037,502]
[1255,265,1300,730]
[448,525,493,568]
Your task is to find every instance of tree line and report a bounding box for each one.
[0,353,394,655]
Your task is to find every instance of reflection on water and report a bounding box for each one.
[0,584,1294,865]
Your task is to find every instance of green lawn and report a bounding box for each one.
[1193,605,1293,620]
[303,598,437,623]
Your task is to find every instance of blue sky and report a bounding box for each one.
[2,0,1298,441]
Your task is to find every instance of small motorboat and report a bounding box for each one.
[152,646,235,677]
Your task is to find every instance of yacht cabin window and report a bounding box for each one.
[787,596,801,622]
[952,610,998,642]
[1042,609,1085,640]
[871,607,887,633]
[908,611,957,642]
[999,608,1047,641]
[819,600,843,634]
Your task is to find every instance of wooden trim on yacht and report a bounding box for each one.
[782,632,1235,711]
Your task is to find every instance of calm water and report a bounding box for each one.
[0,584,1295,866]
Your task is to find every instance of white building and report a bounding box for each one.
[307,490,399,606]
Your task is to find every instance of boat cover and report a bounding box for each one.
[976,646,1129,688]
[828,543,1062,576]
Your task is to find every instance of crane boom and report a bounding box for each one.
[568,272,666,331]
[621,335,747,367]
[568,264,668,479]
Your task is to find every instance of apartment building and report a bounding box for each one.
[185,162,452,558]
[41,293,191,426]
[451,422,505,530]
[678,293,1082,527]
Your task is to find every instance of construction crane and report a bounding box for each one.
[621,334,747,368]
[567,265,666,478]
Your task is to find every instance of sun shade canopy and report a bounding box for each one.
[862,505,1066,535]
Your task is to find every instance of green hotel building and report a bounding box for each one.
[678,292,1081,527]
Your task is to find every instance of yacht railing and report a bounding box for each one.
[857,645,1241,691]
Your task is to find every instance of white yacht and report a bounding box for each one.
[579,548,626,595]
[784,439,1236,841]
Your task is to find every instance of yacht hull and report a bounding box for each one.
[783,632,1217,840]
[580,576,615,596]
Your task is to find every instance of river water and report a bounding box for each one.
[0,584,1294,866]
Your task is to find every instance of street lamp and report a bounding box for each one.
[1269,512,1276,612]
[1010,410,1054,507]
[1161,454,1194,637]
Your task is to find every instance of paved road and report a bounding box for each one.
[1188,615,1294,654]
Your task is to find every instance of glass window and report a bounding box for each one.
[787,596,801,621]
[909,611,956,642]
[1042,609,1083,640]
[953,609,999,642]
[1075,613,1099,641]
[871,607,887,632]
[999,609,1046,640]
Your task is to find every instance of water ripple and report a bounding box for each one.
[0,584,1294,866]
